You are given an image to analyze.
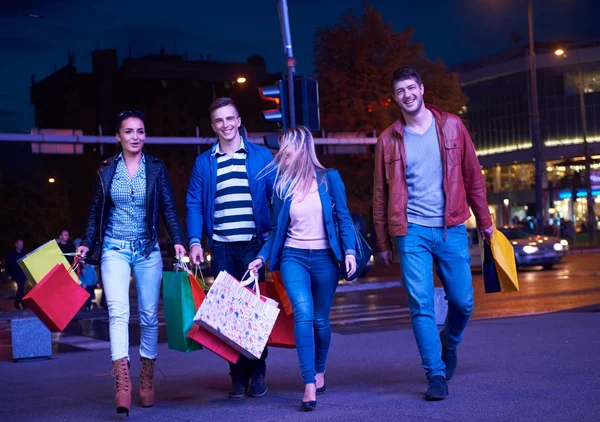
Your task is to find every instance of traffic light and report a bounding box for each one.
[259,79,289,130]
[294,76,320,132]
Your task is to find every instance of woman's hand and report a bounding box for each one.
[174,244,187,259]
[76,245,90,258]
[345,254,357,278]
[248,258,264,277]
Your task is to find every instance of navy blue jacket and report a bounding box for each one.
[257,169,357,271]
[186,139,275,247]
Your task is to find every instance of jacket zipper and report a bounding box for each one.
[98,170,106,242]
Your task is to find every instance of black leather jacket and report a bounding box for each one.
[81,153,185,258]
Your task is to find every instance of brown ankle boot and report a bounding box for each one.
[139,357,156,407]
[111,358,132,416]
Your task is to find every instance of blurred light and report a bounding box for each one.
[554,49,564,56]
[206,254,212,262]
[512,241,518,245]
[560,239,569,246]
[503,198,509,206]
[181,256,190,263]
[553,243,563,251]
[523,245,538,254]
[48,178,55,183]
[236,77,247,84]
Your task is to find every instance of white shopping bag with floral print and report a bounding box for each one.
[193,270,279,359]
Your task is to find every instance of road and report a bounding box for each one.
[1,252,599,357]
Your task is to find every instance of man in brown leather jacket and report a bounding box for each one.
[373,65,494,401]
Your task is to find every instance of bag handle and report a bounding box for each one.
[239,270,260,297]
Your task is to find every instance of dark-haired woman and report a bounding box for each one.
[77,110,186,416]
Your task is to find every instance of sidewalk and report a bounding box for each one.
[2,310,599,421]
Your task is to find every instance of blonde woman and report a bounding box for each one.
[248,125,357,411]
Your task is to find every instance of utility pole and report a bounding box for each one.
[278,0,296,127]
[576,49,597,244]
[528,0,545,234]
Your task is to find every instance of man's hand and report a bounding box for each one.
[189,245,204,265]
[174,244,187,259]
[379,250,394,266]
[480,225,494,242]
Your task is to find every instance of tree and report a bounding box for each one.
[313,2,467,133]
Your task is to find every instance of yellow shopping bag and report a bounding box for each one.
[18,240,79,285]
[489,228,519,292]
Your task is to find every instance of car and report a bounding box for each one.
[468,226,568,270]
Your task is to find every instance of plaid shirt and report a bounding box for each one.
[105,154,148,241]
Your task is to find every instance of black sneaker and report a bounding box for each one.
[249,374,268,397]
[425,375,448,401]
[228,381,247,398]
[440,331,457,381]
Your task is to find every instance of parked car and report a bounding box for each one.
[468,226,569,270]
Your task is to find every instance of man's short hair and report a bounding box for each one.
[209,97,239,118]
[390,66,423,90]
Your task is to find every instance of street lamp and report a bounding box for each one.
[554,47,597,244]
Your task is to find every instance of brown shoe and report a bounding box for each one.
[111,358,132,416]
[139,357,156,407]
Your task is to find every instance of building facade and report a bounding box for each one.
[30,49,281,136]
[455,41,600,232]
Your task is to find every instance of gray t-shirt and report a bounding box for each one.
[403,117,445,227]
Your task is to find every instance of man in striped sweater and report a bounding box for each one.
[186,97,275,398]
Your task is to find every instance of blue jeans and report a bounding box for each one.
[280,247,340,385]
[397,223,473,380]
[100,237,163,361]
[210,239,268,382]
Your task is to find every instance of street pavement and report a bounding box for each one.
[1,310,599,421]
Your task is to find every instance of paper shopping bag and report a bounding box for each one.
[194,271,280,359]
[482,229,519,293]
[18,240,79,285]
[272,270,293,316]
[261,282,295,349]
[187,324,240,364]
[23,263,89,331]
[163,270,205,352]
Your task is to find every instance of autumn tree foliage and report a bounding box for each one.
[313,2,467,134]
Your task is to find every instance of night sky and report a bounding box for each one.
[0,0,596,132]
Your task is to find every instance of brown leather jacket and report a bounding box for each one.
[373,104,492,253]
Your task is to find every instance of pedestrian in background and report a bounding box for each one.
[6,239,27,310]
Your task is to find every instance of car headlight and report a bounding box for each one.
[560,239,569,246]
[523,245,538,254]
[553,243,563,251]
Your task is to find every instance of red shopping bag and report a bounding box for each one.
[23,263,89,332]
[272,271,293,316]
[185,272,241,364]
[187,324,240,364]
[261,282,296,349]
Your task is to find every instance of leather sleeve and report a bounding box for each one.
[158,163,185,246]
[81,172,103,248]
[373,136,393,252]
[460,121,493,230]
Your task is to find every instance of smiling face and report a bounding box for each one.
[211,105,241,143]
[392,78,425,116]
[116,117,146,155]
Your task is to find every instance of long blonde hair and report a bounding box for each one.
[262,125,326,201]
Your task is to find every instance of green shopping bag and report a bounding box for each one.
[163,267,207,352]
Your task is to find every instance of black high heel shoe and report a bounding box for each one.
[316,372,326,395]
[301,400,317,411]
